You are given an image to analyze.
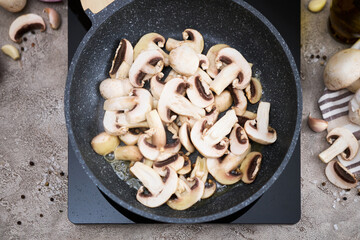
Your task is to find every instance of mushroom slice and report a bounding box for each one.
[167,122,179,139]
[9,13,46,43]
[129,49,164,87]
[237,111,257,127]
[205,105,219,125]
[114,145,143,161]
[202,179,216,199]
[245,77,262,104]
[319,127,359,163]
[210,47,252,95]
[207,153,244,185]
[146,110,166,149]
[103,111,149,135]
[126,88,152,123]
[229,124,251,158]
[177,153,192,174]
[240,152,262,184]
[190,156,208,183]
[99,78,133,99]
[348,89,360,125]
[325,160,358,189]
[133,32,169,65]
[178,116,197,128]
[153,153,185,173]
[166,29,204,53]
[109,39,134,79]
[190,118,229,158]
[150,72,165,100]
[186,74,214,108]
[167,176,204,210]
[158,78,205,123]
[179,122,195,154]
[196,68,213,85]
[244,102,277,145]
[228,87,247,116]
[164,69,182,83]
[103,96,137,111]
[91,132,120,155]
[206,44,230,78]
[119,128,143,145]
[203,109,238,146]
[131,163,178,208]
[214,90,233,113]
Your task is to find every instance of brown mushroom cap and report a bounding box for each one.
[325,160,358,189]
[9,13,46,43]
[324,49,360,90]
[186,74,214,108]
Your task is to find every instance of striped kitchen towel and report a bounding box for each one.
[318,88,360,177]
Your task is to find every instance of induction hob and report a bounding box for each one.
[68,0,301,224]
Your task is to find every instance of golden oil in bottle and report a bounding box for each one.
[329,0,360,44]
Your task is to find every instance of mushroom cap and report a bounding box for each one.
[169,45,199,76]
[167,177,204,210]
[229,123,251,157]
[126,88,152,123]
[150,73,165,100]
[9,13,46,43]
[153,154,184,173]
[207,153,244,185]
[325,160,358,189]
[324,49,360,90]
[228,87,247,116]
[109,39,134,79]
[186,74,214,108]
[166,28,204,54]
[99,78,133,99]
[240,152,262,184]
[206,44,230,78]
[133,32,166,59]
[326,127,359,161]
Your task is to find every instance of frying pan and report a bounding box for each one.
[65,0,302,223]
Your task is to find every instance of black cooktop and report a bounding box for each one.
[67,0,300,224]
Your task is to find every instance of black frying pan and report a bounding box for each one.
[65,0,302,223]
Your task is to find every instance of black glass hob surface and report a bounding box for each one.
[67,0,300,224]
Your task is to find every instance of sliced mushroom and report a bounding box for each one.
[207,153,244,185]
[348,89,360,125]
[103,111,149,135]
[91,132,120,155]
[245,77,262,104]
[214,90,233,113]
[167,176,204,210]
[325,160,358,189]
[133,32,169,65]
[164,69,182,83]
[9,13,46,43]
[157,77,205,123]
[109,39,134,79]
[210,47,252,95]
[99,78,133,99]
[126,88,152,123]
[202,179,216,199]
[186,74,214,108]
[119,128,143,145]
[196,68,213,85]
[150,72,165,100]
[114,145,143,161]
[179,122,195,154]
[190,156,208,183]
[229,124,251,158]
[319,127,359,163]
[204,105,219,125]
[240,152,262,184]
[167,122,179,139]
[131,163,178,208]
[146,110,166,149]
[206,44,229,78]
[166,29,204,53]
[153,153,185,173]
[169,45,208,76]
[129,49,164,87]
[177,153,192,174]
[202,109,238,146]
[190,116,232,158]
[103,96,137,111]
[237,111,257,127]
[244,102,277,145]
[178,116,197,128]
[228,87,247,116]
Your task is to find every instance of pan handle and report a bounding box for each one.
[80,0,114,14]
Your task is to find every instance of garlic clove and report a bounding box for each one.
[308,114,328,132]
[308,0,327,13]
[1,44,20,60]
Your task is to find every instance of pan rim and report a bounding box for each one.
[65,0,302,223]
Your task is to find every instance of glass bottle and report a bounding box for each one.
[329,0,360,44]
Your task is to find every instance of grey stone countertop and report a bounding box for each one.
[0,0,359,239]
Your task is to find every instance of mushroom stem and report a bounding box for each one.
[351,39,360,50]
[319,138,349,163]
[256,102,270,133]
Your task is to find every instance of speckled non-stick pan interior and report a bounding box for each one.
[65,0,301,223]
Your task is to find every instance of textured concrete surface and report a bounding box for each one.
[0,0,359,239]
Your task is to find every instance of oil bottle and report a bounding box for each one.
[329,0,360,44]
